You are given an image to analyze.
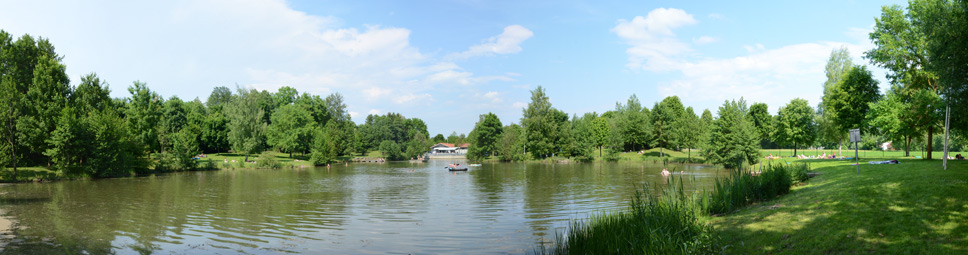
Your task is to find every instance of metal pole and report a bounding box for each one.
[855,141,859,174]
[944,105,950,170]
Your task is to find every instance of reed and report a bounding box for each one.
[703,164,793,215]
[539,176,717,255]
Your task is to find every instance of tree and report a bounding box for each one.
[521,86,562,159]
[698,109,714,155]
[748,103,773,147]
[679,107,701,161]
[159,96,187,152]
[432,134,446,144]
[206,86,233,111]
[496,124,525,161]
[706,98,760,169]
[22,54,70,165]
[466,113,503,161]
[379,140,403,161]
[866,3,941,158]
[868,84,943,156]
[912,0,968,134]
[310,127,336,165]
[651,96,685,156]
[615,95,650,151]
[267,104,314,157]
[0,72,22,178]
[774,98,817,156]
[819,47,855,150]
[592,116,610,157]
[71,73,113,113]
[226,88,267,162]
[125,81,163,156]
[274,86,298,108]
[828,66,882,134]
[570,113,597,162]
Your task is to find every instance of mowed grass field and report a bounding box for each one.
[710,157,968,254]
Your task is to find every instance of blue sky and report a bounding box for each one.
[0,0,905,136]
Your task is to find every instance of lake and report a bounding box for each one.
[0,160,728,254]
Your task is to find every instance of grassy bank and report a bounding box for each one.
[710,158,968,254]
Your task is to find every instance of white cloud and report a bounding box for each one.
[512,102,528,109]
[448,25,534,59]
[612,8,698,71]
[368,109,382,115]
[614,9,884,114]
[393,93,434,104]
[693,36,718,45]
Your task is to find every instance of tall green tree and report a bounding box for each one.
[267,104,314,157]
[706,98,760,169]
[466,113,503,161]
[496,124,525,161]
[125,81,163,156]
[774,98,817,156]
[912,0,968,133]
[615,95,650,151]
[828,66,882,134]
[698,109,714,155]
[226,88,267,162]
[650,96,685,156]
[679,107,701,161]
[819,47,856,149]
[592,116,610,157]
[570,113,597,162]
[866,3,942,158]
[521,86,563,159]
[748,102,773,147]
[22,54,70,165]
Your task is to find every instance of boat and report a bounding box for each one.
[468,164,482,167]
[445,164,468,171]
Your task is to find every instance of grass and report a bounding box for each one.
[539,176,717,255]
[709,158,968,254]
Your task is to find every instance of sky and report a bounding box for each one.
[0,0,907,136]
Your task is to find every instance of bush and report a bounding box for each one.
[541,178,716,254]
[788,162,809,183]
[703,164,793,215]
[255,151,280,169]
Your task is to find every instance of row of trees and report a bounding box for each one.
[0,29,442,179]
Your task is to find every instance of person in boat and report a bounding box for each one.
[660,168,670,176]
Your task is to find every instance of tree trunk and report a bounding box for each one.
[794,141,798,156]
[905,136,911,157]
[838,138,843,157]
[599,146,602,157]
[687,148,691,162]
[926,126,934,160]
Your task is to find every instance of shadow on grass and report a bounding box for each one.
[712,159,968,254]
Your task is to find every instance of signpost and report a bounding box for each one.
[849,129,861,173]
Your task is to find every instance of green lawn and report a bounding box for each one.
[709,158,968,254]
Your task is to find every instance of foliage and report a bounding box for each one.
[310,127,336,165]
[226,88,267,162]
[521,86,566,159]
[703,163,793,215]
[541,179,716,255]
[125,81,163,157]
[466,113,503,161]
[378,140,404,161]
[679,107,702,161]
[748,102,773,146]
[496,124,526,161]
[255,150,280,169]
[267,104,314,157]
[569,113,597,162]
[651,96,686,156]
[774,98,817,155]
[706,98,761,169]
[828,65,882,133]
[614,94,651,151]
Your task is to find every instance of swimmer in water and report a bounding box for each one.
[661,168,671,176]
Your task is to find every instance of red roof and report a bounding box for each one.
[432,143,470,148]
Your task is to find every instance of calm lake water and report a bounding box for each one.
[0,160,727,254]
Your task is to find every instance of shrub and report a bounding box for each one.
[255,151,280,169]
[703,164,793,215]
[788,162,810,183]
[541,178,716,254]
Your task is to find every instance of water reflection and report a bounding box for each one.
[0,161,727,254]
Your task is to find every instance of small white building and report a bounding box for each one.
[430,143,469,154]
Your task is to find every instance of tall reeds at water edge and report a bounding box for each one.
[702,163,797,215]
[538,163,808,254]
[538,175,717,255]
